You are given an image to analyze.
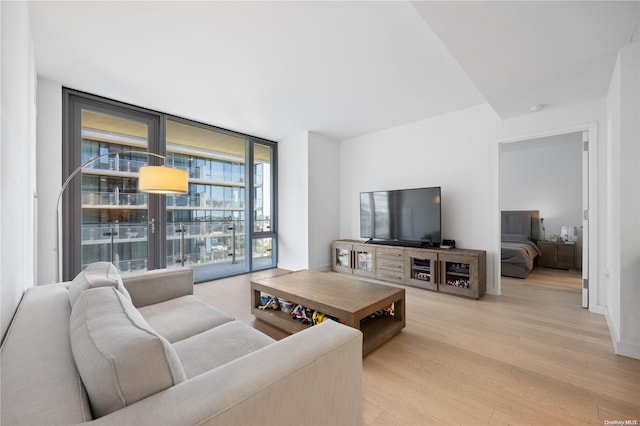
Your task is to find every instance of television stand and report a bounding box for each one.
[332,239,486,299]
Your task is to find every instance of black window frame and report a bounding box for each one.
[62,88,278,281]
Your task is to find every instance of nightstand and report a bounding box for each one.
[537,240,576,270]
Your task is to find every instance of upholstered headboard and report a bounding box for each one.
[501,210,540,241]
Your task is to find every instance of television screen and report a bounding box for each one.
[360,187,441,247]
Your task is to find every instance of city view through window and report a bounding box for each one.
[65,92,276,282]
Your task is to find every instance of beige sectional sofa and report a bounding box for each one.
[1,263,363,425]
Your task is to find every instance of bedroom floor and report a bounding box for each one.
[195,267,639,425]
[515,266,583,292]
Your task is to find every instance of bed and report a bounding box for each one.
[501,210,542,279]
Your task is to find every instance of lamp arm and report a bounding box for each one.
[56,151,167,208]
[55,150,167,282]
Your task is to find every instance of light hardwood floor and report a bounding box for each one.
[195,268,640,425]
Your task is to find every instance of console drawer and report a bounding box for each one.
[376,269,405,283]
[376,247,404,261]
[376,252,404,283]
[376,258,404,272]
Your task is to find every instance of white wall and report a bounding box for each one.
[605,42,640,359]
[308,132,340,271]
[1,1,37,339]
[277,131,309,271]
[606,63,622,342]
[340,104,501,293]
[35,78,62,284]
[500,132,583,266]
[277,131,340,271]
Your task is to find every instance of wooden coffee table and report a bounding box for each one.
[251,270,405,356]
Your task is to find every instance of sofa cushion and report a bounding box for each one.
[173,320,275,378]
[69,286,186,418]
[68,261,131,308]
[122,267,193,308]
[138,295,234,343]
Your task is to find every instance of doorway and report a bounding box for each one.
[498,128,592,308]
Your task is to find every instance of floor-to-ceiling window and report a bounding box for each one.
[62,89,277,282]
[164,118,248,281]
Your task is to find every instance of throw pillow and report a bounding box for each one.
[68,261,131,308]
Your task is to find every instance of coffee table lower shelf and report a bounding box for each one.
[252,308,309,334]
[252,305,404,356]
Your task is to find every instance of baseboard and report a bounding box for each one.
[589,303,607,315]
[606,310,620,351]
[485,286,499,296]
[606,309,640,360]
[616,340,640,360]
[310,264,331,272]
[277,263,331,272]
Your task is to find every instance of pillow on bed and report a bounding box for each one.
[501,233,531,243]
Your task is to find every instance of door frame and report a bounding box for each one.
[495,121,603,314]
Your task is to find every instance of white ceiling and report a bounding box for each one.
[413,1,640,119]
[27,1,639,142]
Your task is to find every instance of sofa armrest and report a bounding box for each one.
[122,267,193,308]
[81,320,363,426]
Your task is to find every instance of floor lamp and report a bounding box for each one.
[56,151,188,282]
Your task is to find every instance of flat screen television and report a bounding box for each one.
[360,186,441,247]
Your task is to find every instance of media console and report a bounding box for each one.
[332,239,486,299]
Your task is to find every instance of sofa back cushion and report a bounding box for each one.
[68,261,131,308]
[70,286,186,418]
[1,284,93,425]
